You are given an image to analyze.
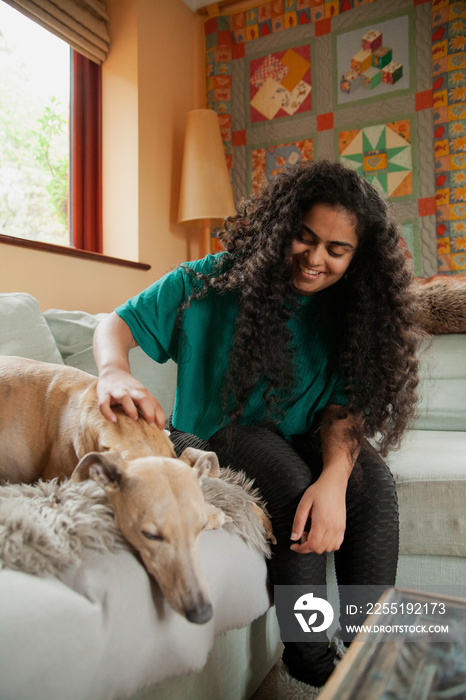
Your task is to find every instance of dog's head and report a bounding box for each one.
[72,447,226,624]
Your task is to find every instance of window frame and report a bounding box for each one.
[0,22,150,270]
[70,49,102,253]
[0,232,150,269]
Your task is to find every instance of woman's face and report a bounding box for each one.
[290,203,358,296]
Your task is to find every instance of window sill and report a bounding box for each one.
[0,234,151,271]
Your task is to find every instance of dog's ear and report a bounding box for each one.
[178,447,220,478]
[72,451,126,492]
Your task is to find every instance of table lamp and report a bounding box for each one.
[178,109,236,254]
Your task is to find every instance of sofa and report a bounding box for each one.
[0,290,465,700]
[390,330,466,591]
[0,293,282,700]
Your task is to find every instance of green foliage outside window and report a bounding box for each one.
[0,5,70,246]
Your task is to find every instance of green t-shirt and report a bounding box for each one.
[116,253,348,441]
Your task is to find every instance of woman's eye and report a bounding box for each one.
[328,249,344,258]
[297,233,313,244]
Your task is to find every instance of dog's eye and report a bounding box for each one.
[142,530,163,541]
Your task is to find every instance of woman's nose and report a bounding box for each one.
[306,244,324,266]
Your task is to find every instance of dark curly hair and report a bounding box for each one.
[182,160,423,456]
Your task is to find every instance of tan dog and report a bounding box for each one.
[0,356,232,624]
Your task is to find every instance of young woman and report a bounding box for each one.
[94,160,422,693]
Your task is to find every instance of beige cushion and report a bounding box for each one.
[388,430,466,557]
[0,293,63,364]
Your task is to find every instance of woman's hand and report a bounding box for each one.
[93,312,165,429]
[97,367,165,429]
[289,403,362,555]
[290,471,347,554]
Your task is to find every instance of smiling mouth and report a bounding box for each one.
[298,263,322,278]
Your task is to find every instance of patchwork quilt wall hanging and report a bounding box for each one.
[204,0,466,276]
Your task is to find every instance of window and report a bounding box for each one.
[0,1,103,254]
[0,2,70,245]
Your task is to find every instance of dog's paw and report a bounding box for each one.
[205,503,233,530]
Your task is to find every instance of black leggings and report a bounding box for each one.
[170,422,399,687]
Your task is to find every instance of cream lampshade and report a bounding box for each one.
[178,109,236,254]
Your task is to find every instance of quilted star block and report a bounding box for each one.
[363,150,388,171]
[339,120,413,198]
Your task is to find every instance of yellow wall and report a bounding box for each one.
[0,0,205,313]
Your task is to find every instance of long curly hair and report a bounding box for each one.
[182,160,423,456]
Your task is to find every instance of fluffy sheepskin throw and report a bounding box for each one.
[414,276,466,334]
[0,468,271,577]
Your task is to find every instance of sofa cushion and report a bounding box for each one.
[0,293,63,364]
[397,554,466,590]
[43,308,108,360]
[413,334,466,431]
[44,308,177,420]
[387,429,466,558]
[0,529,271,700]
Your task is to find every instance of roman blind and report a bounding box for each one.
[2,0,110,64]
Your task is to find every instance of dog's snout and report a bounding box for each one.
[185,602,213,625]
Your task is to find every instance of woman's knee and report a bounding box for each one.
[208,425,314,523]
[347,448,399,521]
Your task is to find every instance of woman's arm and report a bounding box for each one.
[290,405,361,555]
[93,311,165,429]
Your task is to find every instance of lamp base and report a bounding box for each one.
[203,219,212,256]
